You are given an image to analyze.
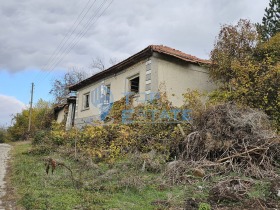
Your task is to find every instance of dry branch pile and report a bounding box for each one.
[163,160,192,185]
[208,178,253,203]
[207,177,280,209]
[181,103,280,178]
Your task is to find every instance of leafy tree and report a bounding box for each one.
[254,32,280,62]
[0,126,7,143]
[210,19,258,83]
[210,19,280,128]
[257,0,280,40]
[7,110,29,141]
[33,99,54,130]
[7,99,54,141]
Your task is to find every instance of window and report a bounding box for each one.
[105,84,111,104]
[83,93,90,110]
[129,76,139,94]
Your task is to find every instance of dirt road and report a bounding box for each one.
[0,143,11,209]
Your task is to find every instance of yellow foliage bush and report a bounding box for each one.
[47,90,201,162]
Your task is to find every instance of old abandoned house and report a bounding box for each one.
[63,45,215,129]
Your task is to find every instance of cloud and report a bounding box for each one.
[0,0,269,73]
[0,94,26,126]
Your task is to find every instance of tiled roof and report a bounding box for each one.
[53,103,67,112]
[151,45,210,64]
[69,45,209,91]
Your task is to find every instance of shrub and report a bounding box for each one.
[0,127,7,143]
[32,130,49,145]
[50,122,67,146]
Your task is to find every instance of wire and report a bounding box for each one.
[33,0,97,82]
[34,2,91,82]
[41,0,98,74]
[39,0,113,82]
[47,0,110,72]
[46,1,106,75]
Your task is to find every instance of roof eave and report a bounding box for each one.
[69,45,210,91]
[69,46,153,91]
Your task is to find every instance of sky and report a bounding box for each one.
[0,0,270,126]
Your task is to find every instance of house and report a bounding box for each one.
[69,45,216,128]
[54,103,67,123]
[54,96,76,130]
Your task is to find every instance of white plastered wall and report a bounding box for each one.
[155,55,216,107]
[74,59,148,127]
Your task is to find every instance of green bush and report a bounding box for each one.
[32,130,49,145]
[28,144,54,155]
[0,128,7,143]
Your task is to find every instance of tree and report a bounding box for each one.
[33,99,54,130]
[90,57,119,72]
[210,19,258,83]
[7,99,54,141]
[254,32,280,62]
[0,126,7,143]
[50,68,88,104]
[90,57,106,72]
[257,0,280,40]
[210,19,280,128]
[50,57,119,104]
[7,110,29,140]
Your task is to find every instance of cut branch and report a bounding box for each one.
[216,147,267,163]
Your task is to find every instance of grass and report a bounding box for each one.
[248,181,271,199]
[9,142,186,209]
[8,142,280,209]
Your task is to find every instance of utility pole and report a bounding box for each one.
[28,82,34,133]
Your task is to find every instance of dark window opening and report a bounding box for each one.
[84,93,90,109]
[130,76,139,94]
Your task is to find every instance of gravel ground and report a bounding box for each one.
[0,144,11,210]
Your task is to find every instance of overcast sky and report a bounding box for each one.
[0,0,270,126]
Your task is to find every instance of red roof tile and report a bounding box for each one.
[151,45,210,64]
[69,45,209,91]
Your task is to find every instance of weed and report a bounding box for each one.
[198,202,211,210]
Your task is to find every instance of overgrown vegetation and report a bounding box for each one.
[5,99,54,142]
[10,142,187,209]
[30,93,188,163]
[5,2,280,209]
[182,102,279,178]
[0,126,7,143]
[209,19,280,129]
[8,90,279,209]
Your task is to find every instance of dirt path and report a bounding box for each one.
[0,143,11,210]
